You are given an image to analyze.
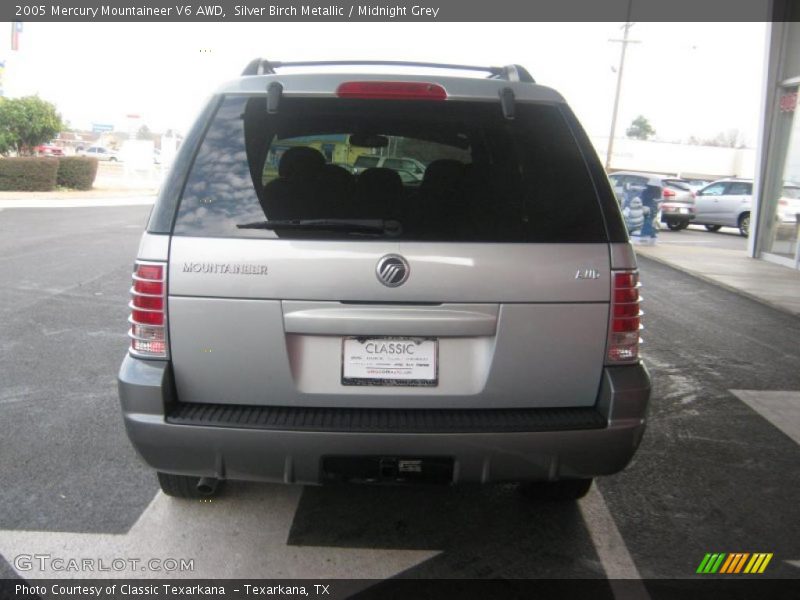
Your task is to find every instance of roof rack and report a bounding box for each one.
[240,59,535,83]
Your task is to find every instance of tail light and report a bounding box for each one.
[336,81,447,100]
[778,199,788,207]
[128,261,168,358]
[606,270,642,364]
[662,188,675,198]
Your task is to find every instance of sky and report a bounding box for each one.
[0,21,767,146]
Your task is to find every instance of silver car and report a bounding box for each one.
[693,179,753,236]
[118,59,650,501]
[80,145,120,162]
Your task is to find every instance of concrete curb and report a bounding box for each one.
[636,252,800,318]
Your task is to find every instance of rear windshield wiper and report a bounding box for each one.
[237,219,403,236]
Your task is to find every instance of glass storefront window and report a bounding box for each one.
[763,86,800,265]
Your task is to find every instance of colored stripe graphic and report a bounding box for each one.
[696,554,713,573]
[721,553,750,574]
[744,553,774,574]
[698,552,773,574]
[711,553,726,573]
[697,553,727,573]
[719,554,735,573]
[734,553,750,573]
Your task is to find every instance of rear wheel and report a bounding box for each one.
[517,478,593,501]
[738,213,750,237]
[705,224,722,232]
[157,472,221,499]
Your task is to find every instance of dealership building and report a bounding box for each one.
[751,1,800,269]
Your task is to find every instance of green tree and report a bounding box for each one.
[626,115,655,140]
[0,96,64,155]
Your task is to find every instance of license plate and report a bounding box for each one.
[341,337,438,386]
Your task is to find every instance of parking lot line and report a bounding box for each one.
[0,484,438,579]
[731,390,800,445]
[580,485,650,598]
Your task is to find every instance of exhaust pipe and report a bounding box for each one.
[196,477,218,496]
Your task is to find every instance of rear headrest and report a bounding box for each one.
[421,159,465,193]
[355,167,403,199]
[320,164,355,191]
[260,178,292,221]
[319,164,355,211]
[278,146,326,179]
[352,168,403,219]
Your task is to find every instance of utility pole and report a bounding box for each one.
[605,0,640,170]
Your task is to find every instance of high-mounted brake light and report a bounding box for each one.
[606,270,642,364]
[336,81,447,100]
[128,261,167,358]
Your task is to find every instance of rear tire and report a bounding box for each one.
[157,472,221,499]
[738,213,750,237]
[517,478,593,501]
[705,224,722,232]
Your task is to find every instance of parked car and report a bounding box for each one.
[608,171,696,231]
[79,146,119,162]
[353,154,426,180]
[34,144,64,157]
[777,183,800,224]
[681,178,713,192]
[118,59,651,502]
[693,179,753,236]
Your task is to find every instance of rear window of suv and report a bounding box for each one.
[172,95,608,242]
[663,179,692,191]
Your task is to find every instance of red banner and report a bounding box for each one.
[11,21,22,51]
[779,91,797,113]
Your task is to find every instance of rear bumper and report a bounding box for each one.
[661,212,695,224]
[118,355,651,484]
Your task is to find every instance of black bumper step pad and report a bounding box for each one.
[167,402,606,434]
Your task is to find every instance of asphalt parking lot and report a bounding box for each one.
[662,224,748,250]
[0,204,798,585]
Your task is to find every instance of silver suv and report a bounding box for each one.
[118,60,651,501]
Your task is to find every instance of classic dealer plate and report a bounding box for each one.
[341,337,438,386]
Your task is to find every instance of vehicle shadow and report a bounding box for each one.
[286,482,606,579]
